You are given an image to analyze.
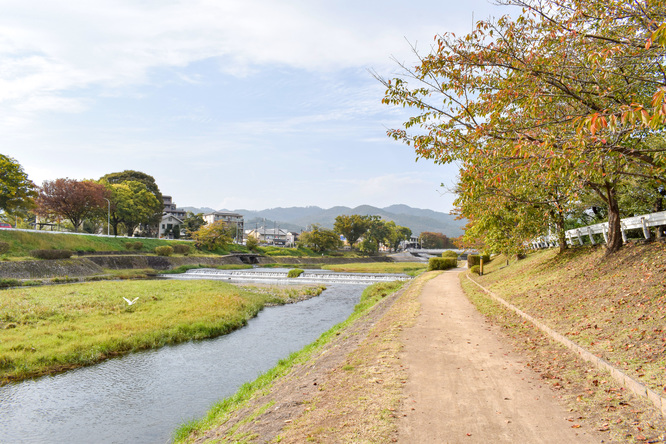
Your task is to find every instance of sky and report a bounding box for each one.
[1,0,510,214]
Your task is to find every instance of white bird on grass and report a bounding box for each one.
[123,297,139,306]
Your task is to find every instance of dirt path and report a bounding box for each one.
[398,270,604,443]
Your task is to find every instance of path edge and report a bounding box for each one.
[465,273,666,417]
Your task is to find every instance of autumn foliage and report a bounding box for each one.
[37,179,109,232]
[379,0,666,255]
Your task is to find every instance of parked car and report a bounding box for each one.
[0,223,12,228]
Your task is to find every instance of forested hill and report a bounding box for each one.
[180,204,464,237]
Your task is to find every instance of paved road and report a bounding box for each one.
[398,270,603,443]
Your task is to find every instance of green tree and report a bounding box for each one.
[101,170,163,234]
[361,216,390,254]
[385,221,412,251]
[245,235,259,251]
[333,214,370,248]
[105,180,161,236]
[0,154,37,216]
[192,221,232,251]
[181,212,205,238]
[299,224,342,253]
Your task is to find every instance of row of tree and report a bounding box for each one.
[297,214,413,254]
[0,157,172,237]
[378,0,666,257]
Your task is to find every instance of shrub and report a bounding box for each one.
[154,246,173,257]
[470,265,480,274]
[245,236,259,251]
[52,276,78,283]
[441,250,458,258]
[172,244,191,255]
[0,278,20,288]
[30,249,73,260]
[427,257,457,271]
[287,268,304,278]
[124,242,134,250]
[467,254,490,267]
[467,254,479,267]
[0,241,10,255]
[131,241,144,251]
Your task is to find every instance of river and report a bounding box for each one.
[0,283,368,444]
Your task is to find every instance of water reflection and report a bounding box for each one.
[0,284,365,444]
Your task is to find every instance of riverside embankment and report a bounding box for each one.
[0,254,392,279]
[178,243,666,443]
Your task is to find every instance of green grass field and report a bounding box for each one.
[0,280,324,384]
[0,230,194,258]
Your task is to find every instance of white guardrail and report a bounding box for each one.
[532,210,666,249]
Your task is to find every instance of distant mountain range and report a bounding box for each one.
[180,204,465,237]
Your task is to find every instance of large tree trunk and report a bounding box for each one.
[605,184,623,255]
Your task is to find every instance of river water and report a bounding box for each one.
[0,283,367,444]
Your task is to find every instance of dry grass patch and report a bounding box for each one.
[275,272,436,443]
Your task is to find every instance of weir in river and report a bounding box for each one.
[161,267,412,285]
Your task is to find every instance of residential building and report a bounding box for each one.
[159,214,184,239]
[163,196,186,219]
[246,226,289,245]
[203,211,245,243]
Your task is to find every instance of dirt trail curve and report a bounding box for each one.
[398,269,604,443]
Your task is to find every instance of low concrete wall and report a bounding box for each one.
[0,255,394,279]
[0,258,104,279]
[85,255,245,270]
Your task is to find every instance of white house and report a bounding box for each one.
[159,214,184,239]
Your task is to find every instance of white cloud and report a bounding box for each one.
[2,0,507,214]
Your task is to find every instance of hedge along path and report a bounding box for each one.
[466,274,666,417]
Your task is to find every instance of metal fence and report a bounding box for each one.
[531,210,666,249]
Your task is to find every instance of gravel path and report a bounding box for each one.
[398,269,605,443]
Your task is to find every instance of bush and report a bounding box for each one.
[467,254,490,268]
[131,241,144,251]
[154,246,174,257]
[30,249,73,260]
[0,278,20,288]
[470,265,480,274]
[172,244,191,255]
[245,236,259,251]
[124,242,134,250]
[441,250,458,258]
[287,268,304,278]
[0,242,9,255]
[467,254,479,267]
[427,257,458,271]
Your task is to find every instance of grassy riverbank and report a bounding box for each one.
[0,230,194,258]
[172,242,666,443]
[173,277,417,443]
[0,280,324,385]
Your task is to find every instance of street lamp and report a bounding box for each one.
[103,198,110,236]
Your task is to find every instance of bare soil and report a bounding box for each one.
[399,270,604,443]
